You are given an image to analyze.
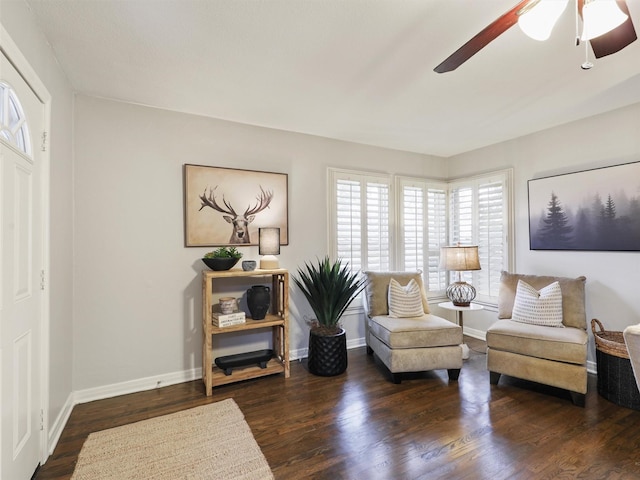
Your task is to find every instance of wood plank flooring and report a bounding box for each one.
[37,337,640,480]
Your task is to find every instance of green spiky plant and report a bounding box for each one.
[204,246,242,259]
[294,256,367,336]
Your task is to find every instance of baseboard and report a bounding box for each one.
[290,336,366,361]
[463,326,486,341]
[73,367,202,405]
[48,392,74,455]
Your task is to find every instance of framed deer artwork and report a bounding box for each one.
[183,164,289,247]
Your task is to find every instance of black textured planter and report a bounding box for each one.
[308,328,347,376]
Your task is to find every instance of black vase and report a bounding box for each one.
[308,328,347,376]
[247,285,270,320]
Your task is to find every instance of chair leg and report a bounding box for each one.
[448,368,460,381]
[570,391,586,407]
[366,345,374,355]
[489,371,501,385]
[391,372,402,384]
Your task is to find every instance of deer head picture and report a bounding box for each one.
[184,164,287,247]
[199,185,274,244]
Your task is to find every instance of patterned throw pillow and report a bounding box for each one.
[512,280,564,328]
[388,278,424,318]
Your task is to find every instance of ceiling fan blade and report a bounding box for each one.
[584,0,637,58]
[434,0,534,73]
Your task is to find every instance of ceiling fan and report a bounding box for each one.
[434,0,637,73]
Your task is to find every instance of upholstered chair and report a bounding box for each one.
[486,272,588,406]
[623,324,640,391]
[363,271,463,384]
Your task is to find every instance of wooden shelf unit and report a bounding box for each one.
[201,268,290,395]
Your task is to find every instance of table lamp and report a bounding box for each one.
[439,244,481,307]
[259,227,280,269]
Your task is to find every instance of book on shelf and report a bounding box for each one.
[212,311,246,327]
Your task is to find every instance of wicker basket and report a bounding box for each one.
[591,318,629,359]
[591,318,640,410]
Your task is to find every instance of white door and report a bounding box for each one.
[0,49,44,480]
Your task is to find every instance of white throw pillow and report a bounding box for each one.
[511,280,564,328]
[388,278,424,318]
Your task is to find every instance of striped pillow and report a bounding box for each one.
[512,280,564,328]
[388,278,424,318]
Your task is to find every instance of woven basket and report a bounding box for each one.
[591,318,629,359]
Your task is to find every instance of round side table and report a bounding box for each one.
[438,301,484,360]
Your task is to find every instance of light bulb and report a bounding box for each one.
[518,0,570,41]
[581,0,628,40]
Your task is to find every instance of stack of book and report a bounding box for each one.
[212,311,246,327]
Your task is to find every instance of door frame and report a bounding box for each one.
[0,24,52,464]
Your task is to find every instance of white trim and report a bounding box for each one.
[464,326,487,341]
[47,393,73,456]
[73,368,202,406]
[290,336,366,361]
[1,24,52,466]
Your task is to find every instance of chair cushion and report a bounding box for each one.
[497,271,587,330]
[512,280,564,328]
[388,278,424,318]
[363,271,430,317]
[486,319,587,365]
[368,314,462,349]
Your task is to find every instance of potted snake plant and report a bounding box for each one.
[294,256,366,376]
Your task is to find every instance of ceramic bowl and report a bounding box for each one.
[242,260,257,271]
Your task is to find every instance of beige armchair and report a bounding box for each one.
[363,271,463,384]
[623,324,640,391]
[486,272,588,406]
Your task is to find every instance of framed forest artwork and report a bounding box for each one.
[184,164,289,247]
[528,161,640,251]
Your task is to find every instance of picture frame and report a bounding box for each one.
[528,161,640,251]
[184,164,289,247]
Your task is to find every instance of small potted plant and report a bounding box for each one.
[202,247,243,271]
[294,256,366,376]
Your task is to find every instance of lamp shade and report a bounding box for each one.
[259,228,280,255]
[581,0,628,40]
[518,0,569,41]
[439,245,481,272]
[259,227,280,269]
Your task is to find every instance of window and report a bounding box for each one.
[328,168,512,303]
[0,82,32,156]
[448,170,513,301]
[397,177,448,292]
[328,169,392,272]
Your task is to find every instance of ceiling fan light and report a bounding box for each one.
[518,0,569,41]
[581,0,629,40]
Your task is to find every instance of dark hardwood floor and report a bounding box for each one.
[37,337,640,480]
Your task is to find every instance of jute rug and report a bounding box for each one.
[71,398,274,480]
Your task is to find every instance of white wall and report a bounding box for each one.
[447,102,640,364]
[72,95,446,392]
[1,0,75,445]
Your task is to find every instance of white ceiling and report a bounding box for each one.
[24,0,640,157]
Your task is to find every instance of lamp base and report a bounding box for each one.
[446,281,476,307]
[260,255,279,270]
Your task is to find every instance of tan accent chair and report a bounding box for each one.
[363,271,463,384]
[486,272,588,406]
[623,324,640,391]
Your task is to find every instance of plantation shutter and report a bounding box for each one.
[478,181,504,297]
[448,170,512,301]
[398,178,447,292]
[329,169,391,272]
[335,178,363,270]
